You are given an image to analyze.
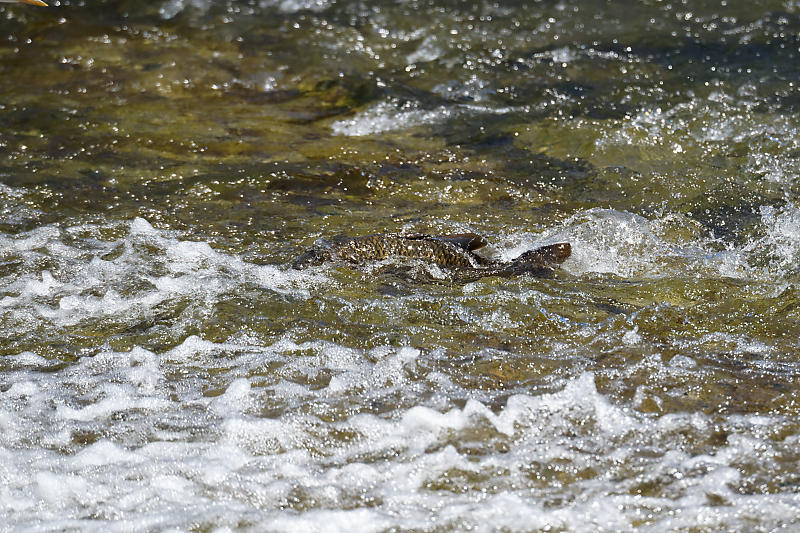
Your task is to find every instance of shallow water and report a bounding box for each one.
[1,0,800,530]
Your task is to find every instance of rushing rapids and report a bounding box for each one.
[1,0,800,531]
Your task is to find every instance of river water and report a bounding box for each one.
[1,0,800,531]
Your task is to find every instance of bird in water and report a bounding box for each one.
[0,0,48,5]
[293,233,571,280]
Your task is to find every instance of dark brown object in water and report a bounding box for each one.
[292,233,570,278]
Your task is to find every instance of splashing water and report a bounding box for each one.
[2,0,800,530]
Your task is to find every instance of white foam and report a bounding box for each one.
[488,205,800,282]
[5,380,39,398]
[1,343,797,531]
[407,34,444,64]
[211,378,253,415]
[332,100,453,136]
[756,204,800,270]
[622,327,641,345]
[747,151,800,184]
[6,352,48,367]
[158,0,212,19]
[71,440,144,469]
[695,202,800,282]
[0,204,797,531]
[401,404,468,433]
[533,45,578,64]
[259,0,334,13]
[265,508,392,533]
[0,181,24,198]
[56,387,171,422]
[494,208,674,278]
[433,75,494,102]
[35,471,91,505]
[0,217,320,333]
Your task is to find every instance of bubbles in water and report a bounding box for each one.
[159,0,213,19]
[755,204,800,272]
[406,34,444,64]
[3,1,800,529]
[332,100,453,136]
[260,0,334,13]
[0,217,321,348]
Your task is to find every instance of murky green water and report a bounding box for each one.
[1,0,800,530]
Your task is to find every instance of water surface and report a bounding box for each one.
[1,0,800,530]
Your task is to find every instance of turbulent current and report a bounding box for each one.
[1,0,800,531]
